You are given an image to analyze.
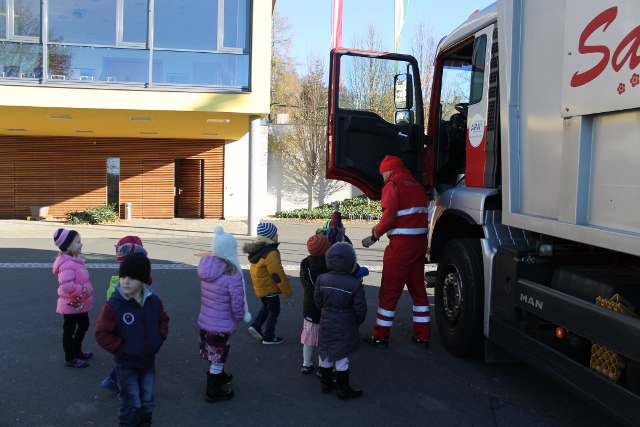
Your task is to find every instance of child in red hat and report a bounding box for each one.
[299,234,331,376]
[100,236,149,393]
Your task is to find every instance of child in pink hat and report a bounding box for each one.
[52,228,94,368]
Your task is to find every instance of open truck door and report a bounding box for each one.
[326,49,426,200]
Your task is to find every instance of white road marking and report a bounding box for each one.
[0,263,386,271]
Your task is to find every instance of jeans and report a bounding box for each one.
[252,294,281,340]
[116,364,155,427]
[62,313,89,361]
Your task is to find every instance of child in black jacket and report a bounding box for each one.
[315,243,367,400]
[95,253,169,427]
[299,234,331,375]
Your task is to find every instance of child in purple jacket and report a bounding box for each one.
[197,226,252,402]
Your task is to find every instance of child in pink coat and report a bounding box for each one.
[52,228,94,368]
[197,226,252,402]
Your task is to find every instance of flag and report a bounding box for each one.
[395,0,409,52]
[331,0,343,49]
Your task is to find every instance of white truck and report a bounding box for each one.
[325,1,640,425]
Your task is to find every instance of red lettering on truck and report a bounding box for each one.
[570,6,640,88]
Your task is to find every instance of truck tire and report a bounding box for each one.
[435,238,484,357]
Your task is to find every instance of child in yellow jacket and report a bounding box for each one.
[242,222,293,344]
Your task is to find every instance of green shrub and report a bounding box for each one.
[67,204,119,224]
[272,195,382,221]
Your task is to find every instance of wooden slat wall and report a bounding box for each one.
[0,136,225,219]
[0,157,15,218]
[120,159,143,219]
[15,157,105,218]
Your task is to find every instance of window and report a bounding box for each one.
[1,0,251,89]
[107,158,120,207]
[1,0,40,40]
[154,0,218,50]
[469,35,486,105]
[223,0,248,50]
[0,0,6,38]
[121,0,148,45]
[0,40,41,77]
[48,0,117,45]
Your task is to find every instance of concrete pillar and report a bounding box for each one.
[247,115,261,236]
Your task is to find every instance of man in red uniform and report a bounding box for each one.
[361,155,430,348]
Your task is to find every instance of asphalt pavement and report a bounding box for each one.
[0,218,621,427]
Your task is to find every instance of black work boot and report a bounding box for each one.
[336,369,362,400]
[319,367,337,394]
[206,372,234,402]
[361,334,389,349]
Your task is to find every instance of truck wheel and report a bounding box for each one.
[435,238,484,357]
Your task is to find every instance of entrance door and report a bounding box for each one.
[175,159,203,218]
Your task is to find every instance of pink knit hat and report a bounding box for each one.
[53,228,78,252]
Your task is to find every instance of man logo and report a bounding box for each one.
[520,293,543,310]
[123,313,135,324]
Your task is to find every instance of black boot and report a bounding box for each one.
[137,416,152,427]
[319,367,336,394]
[336,369,362,400]
[206,372,234,402]
[218,369,233,385]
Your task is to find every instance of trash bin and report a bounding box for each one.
[30,206,49,217]
[125,202,131,220]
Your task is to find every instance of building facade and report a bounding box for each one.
[0,0,271,220]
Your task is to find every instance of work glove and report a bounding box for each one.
[362,236,377,248]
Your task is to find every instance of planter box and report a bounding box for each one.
[30,206,49,217]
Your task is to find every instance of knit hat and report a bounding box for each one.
[211,226,238,261]
[119,253,151,284]
[115,236,147,262]
[323,227,345,246]
[257,222,277,240]
[379,155,403,173]
[211,226,252,323]
[53,228,79,252]
[307,234,331,256]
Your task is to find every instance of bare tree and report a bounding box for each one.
[270,7,301,123]
[272,53,329,209]
[409,19,439,126]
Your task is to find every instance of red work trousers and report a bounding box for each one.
[373,234,430,341]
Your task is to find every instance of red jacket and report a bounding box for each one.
[376,168,429,237]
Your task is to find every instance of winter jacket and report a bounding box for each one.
[376,167,429,237]
[300,255,328,324]
[242,239,293,298]
[95,286,169,369]
[52,254,94,315]
[315,243,367,362]
[197,256,245,334]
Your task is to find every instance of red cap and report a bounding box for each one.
[379,155,403,173]
[307,234,331,256]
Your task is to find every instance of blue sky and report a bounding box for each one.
[274,0,495,68]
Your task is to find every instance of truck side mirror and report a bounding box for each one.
[395,73,414,110]
[395,110,414,125]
